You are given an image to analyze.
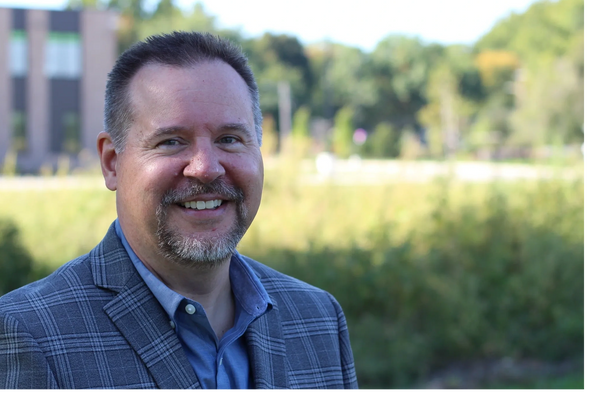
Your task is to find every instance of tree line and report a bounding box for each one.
[68,0,584,160]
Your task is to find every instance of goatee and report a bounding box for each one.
[155,179,248,269]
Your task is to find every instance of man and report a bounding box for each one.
[0,31,358,389]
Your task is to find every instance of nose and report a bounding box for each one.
[182,140,225,183]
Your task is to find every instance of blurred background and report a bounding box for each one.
[0,0,585,389]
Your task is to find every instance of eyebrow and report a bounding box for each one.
[219,123,254,138]
[149,123,255,140]
[150,126,188,138]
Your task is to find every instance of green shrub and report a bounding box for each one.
[360,122,401,158]
[0,219,35,296]
[245,176,584,388]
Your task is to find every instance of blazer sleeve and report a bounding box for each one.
[0,313,59,389]
[327,292,359,389]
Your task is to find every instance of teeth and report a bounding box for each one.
[183,199,223,210]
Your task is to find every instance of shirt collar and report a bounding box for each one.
[114,219,271,321]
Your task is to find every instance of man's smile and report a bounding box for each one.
[181,199,224,210]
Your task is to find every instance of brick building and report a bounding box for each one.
[0,7,118,173]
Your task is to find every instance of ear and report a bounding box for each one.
[97,132,118,191]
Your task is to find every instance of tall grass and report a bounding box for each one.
[0,161,584,388]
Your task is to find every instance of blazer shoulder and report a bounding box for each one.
[239,254,342,312]
[0,252,93,316]
[240,254,328,293]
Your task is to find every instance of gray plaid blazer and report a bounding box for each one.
[0,223,358,389]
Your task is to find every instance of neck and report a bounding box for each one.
[144,254,236,340]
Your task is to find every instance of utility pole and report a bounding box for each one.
[277,80,292,152]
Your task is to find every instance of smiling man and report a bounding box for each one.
[0,32,358,389]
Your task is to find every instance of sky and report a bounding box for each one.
[0,0,541,51]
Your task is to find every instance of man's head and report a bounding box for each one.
[104,31,263,152]
[97,32,264,270]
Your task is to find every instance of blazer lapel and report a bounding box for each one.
[92,223,200,389]
[246,299,289,389]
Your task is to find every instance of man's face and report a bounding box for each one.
[99,61,263,268]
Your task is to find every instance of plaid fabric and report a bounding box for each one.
[0,223,358,389]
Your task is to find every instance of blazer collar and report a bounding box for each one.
[90,222,200,389]
[90,222,290,389]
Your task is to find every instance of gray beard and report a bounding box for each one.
[155,179,248,269]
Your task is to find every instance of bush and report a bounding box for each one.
[360,122,401,158]
[245,177,584,388]
[0,219,35,296]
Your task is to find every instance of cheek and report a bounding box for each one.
[227,155,263,202]
[242,163,264,210]
[118,158,176,208]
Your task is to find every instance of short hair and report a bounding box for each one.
[104,31,262,152]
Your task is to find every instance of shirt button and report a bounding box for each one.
[185,304,196,315]
[169,321,175,329]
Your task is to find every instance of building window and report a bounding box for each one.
[45,32,81,79]
[61,111,80,153]
[12,111,27,152]
[9,30,28,77]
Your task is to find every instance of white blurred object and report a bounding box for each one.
[348,154,362,170]
[316,152,335,177]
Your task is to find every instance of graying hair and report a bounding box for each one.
[155,179,248,267]
[104,31,262,152]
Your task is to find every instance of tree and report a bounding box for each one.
[332,106,354,158]
[67,0,108,9]
[244,34,313,132]
[511,30,588,147]
[306,42,377,125]
[136,2,219,44]
[365,35,445,134]
[473,0,584,152]
[360,122,400,159]
[475,0,583,67]
[418,46,480,158]
[292,106,311,140]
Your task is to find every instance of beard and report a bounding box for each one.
[155,179,248,269]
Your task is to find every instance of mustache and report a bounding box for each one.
[160,179,245,206]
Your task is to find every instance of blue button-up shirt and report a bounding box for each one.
[115,219,271,388]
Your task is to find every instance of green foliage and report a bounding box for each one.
[360,122,400,159]
[307,43,377,123]
[0,185,117,269]
[0,219,34,296]
[246,33,313,121]
[291,106,311,139]
[509,47,583,147]
[332,106,355,158]
[475,0,584,66]
[247,177,587,390]
[69,0,583,159]
[484,369,583,389]
[418,56,479,157]
[1,149,18,176]
[287,106,312,157]
[468,0,584,150]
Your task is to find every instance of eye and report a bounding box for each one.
[218,136,239,145]
[157,138,183,148]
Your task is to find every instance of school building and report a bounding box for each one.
[0,7,118,173]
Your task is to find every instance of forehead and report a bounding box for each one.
[129,60,250,103]
[125,60,254,133]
